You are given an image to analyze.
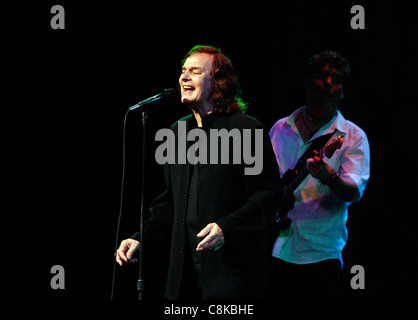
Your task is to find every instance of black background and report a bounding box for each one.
[4,1,417,300]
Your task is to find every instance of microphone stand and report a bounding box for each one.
[125,89,174,300]
[137,108,148,300]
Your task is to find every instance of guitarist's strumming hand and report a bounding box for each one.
[307,150,359,202]
[306,150,334,184]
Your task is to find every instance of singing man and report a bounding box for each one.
[116,45,282,300]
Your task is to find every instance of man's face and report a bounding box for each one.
[179,53,214,109]
[307,63,344,108]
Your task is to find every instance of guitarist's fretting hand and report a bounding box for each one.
[306,150,334,184]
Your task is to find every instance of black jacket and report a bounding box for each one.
[135,111,282,299]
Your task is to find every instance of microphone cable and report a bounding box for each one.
[111,109,130,300]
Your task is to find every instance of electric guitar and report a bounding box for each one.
[275,134,345,231]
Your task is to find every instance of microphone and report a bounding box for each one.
[129,88,176,111]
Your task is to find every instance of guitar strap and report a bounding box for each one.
[293,130,336,172]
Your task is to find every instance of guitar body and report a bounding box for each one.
[275,169,297,231]
[274,134,345,232]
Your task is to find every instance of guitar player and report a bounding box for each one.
[268,51,370,299]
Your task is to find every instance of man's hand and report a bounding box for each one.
[307,151,360,202]
[196,223,225,252]
[115,239,140,266]
[306,150,333,184]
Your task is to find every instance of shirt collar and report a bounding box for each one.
[286,106,348,142]
[188,110,222,130]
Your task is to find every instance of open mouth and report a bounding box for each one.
[183,85,195,92]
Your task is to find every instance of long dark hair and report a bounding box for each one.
[181,45,247,114]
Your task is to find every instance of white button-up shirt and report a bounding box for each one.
[269,106,370,264]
